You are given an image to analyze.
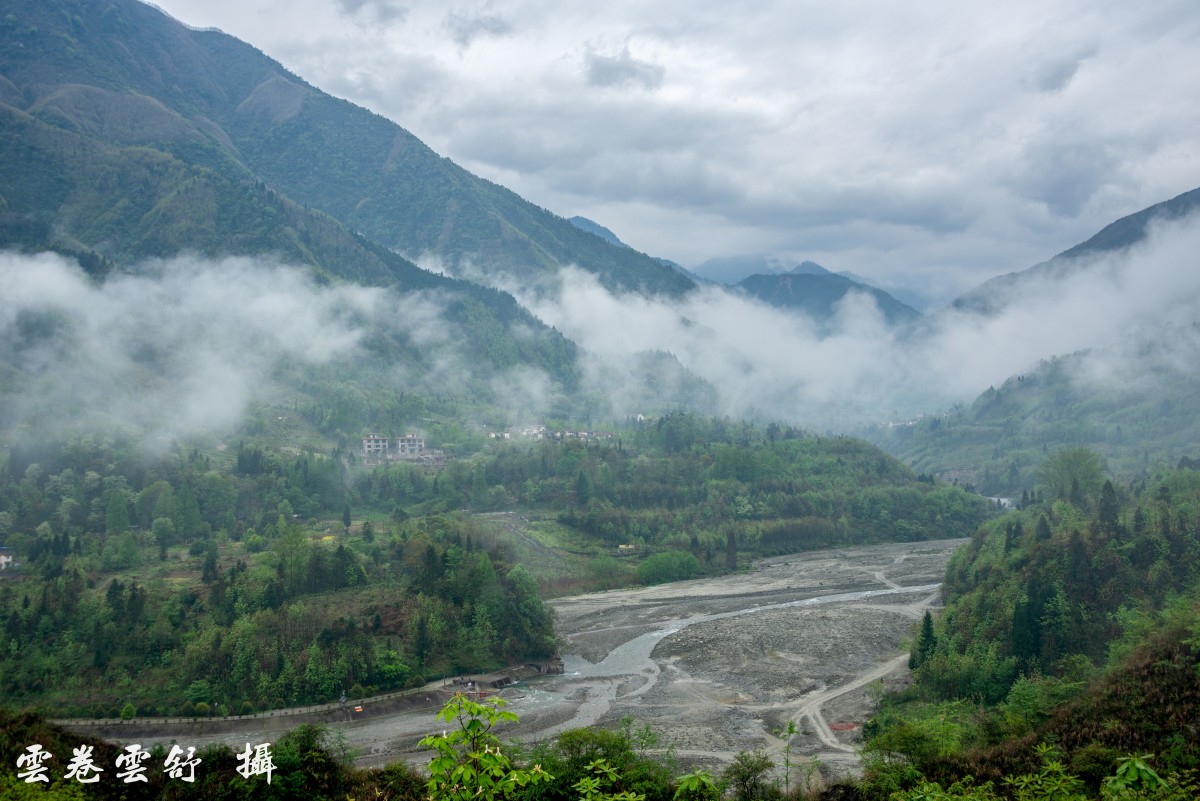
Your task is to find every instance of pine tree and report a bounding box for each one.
[909,610,937,669]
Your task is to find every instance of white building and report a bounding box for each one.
[395,433,425,456]
[362,433,391,462]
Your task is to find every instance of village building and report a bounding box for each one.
[395,433,425,456]
[362,433,443,466]
[362,433,391,462]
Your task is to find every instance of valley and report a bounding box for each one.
[65,538,963,782]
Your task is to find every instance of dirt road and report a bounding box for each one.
[65,538,963,783]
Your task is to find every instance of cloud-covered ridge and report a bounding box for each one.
[0,253,381,444]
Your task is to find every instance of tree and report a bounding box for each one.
[1036,447,1106,508]
[342,502,352,531]
[576,470,593,506]
[910,611,937,669]
[1098,479,1120,535]
[418,694,552,801]
[104,489,130,537]
[722,751,780,801]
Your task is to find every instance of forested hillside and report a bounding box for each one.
[859,455,1200,799]
[0,437,555,717]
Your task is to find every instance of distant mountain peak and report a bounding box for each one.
[568,216,629,249]
[733,270,921,329]
[788,260,831,275]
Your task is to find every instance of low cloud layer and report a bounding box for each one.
[0,253,381,444]
[502,213,1200,428]
[3,211,1197,447]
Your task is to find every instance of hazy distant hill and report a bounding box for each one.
[0,0,693,297]
[868,189,1200,492]
[735,269,922,328]
[692,255,830,284]
[865,328,1200,495]
[568,216,628,248]
[952,186,1200,314]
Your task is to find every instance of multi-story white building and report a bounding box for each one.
[362,433,428,463]
[395,433,425,456]
[362,433,391,462]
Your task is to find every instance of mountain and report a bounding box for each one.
[0,0,694,298]
[734,270,922,328]
[836,269,933,312]
[568,216,629,249]
[952,186,1200,314]
[568,214,712,285]
[868,188,1200,493]
[692,255,831,284]
[0,0,611,429]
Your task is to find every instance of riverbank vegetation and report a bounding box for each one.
[858,455,1200,799]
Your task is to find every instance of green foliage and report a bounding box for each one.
[573,759,645,801]
[888,776,1000,800]
[1002,744,1087,801]
[868,353,1200,497]
[0,435,557,714]
[520,723,675,801]
[673,769,719,801]
[1103,755,1165,799]
[1037,448,1107,509]
[419,693,553,801]
[636,551,700,585]
[863,465,1200,797]
[721,751,781,801]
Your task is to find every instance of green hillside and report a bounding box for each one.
[0,0,693,297]
[859,458,1200,799]
[0,415,989,716]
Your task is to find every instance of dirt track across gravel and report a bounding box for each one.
[64,538,964,784]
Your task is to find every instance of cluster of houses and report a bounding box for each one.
[485,424,616,443]
[360,433,446,467]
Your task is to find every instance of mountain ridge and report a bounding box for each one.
[0,0,694,297]
[952,186,1200,314]
[734,270,922,328]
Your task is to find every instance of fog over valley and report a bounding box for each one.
[4,206,1198,444]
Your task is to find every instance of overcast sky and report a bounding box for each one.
[149,0,1200,304]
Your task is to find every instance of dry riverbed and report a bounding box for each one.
[64,538,964,784]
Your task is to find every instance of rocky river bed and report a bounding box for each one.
[66,538,964,785]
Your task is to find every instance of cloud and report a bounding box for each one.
[0,251,578,443]
[335,0,408,24]
[445,11,512,48]
[489,211,1200,429]
[583,45,665,90]
[5,210,1196,448]
[1025,46,1096,94]
[0,253,382,444]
